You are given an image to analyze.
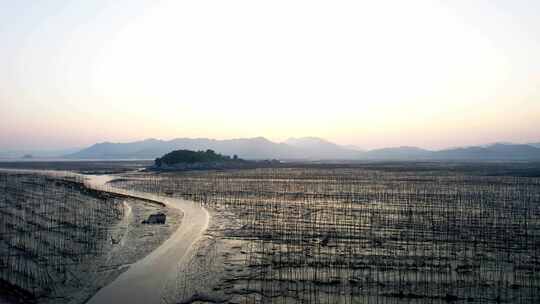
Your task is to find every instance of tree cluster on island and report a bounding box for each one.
[154,149,241,167]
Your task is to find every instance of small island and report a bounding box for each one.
[154,149,245,170]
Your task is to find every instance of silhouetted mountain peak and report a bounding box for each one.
[285,137,340,147]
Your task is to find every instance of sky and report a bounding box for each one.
[1,0,539,150]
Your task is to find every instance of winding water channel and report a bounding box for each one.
[85,174,210,304]
[0,169,210,304]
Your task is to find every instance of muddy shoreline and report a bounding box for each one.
[0,171,183,304]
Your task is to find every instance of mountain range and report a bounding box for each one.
[58,137,540,161]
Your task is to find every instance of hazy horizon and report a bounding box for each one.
[1,135,540,155]
[1,1,539,151]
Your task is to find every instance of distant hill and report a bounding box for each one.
[343,145,364,151]
[155,149,239,166]
[63,137,540,161]
[66,137,361,160]
[363,146,432,160]
[284,137,361,159]
[529,143,540,149]
[361,144,540,161]
[432,144,540,161]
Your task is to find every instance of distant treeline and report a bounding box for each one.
[155,149,240,166]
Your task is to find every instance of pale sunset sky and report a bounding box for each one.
[1,1,539,150]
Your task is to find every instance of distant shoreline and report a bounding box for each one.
[0,158,154,162]
[0,160,154,174]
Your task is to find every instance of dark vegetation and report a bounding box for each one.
[154,149,240,167]
[112,163,540,303]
